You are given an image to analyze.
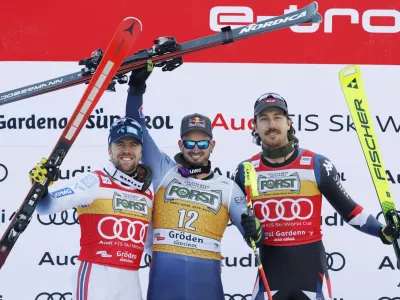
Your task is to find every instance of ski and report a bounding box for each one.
[0,2,322,106]
[0,17,141,269]
[339,65,400,267]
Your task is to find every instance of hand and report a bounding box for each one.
[379,224,399,245]
[128,59,154,94]
[241,213,262,244]
[29,158,57,186]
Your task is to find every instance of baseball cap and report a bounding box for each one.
[180,113,213,139]
[254,93,288,116]
[108,117,143,145]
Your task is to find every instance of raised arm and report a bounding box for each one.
[125,62,176,191]
[36,173,100,215]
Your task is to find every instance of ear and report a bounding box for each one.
[287,118,292,130]
[108,146,112,156]
[138,149,143,162]
[178,139,184,152]
[253,118,259,134]
[209,140,216,153]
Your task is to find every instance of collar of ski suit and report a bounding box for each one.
[103,162,146,190]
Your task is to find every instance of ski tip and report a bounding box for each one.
[307,13,322,24]
[123,17,143,32]
[339,65,360,79]
[312,1,319,12]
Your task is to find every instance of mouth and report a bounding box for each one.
[119,156,134,161]
[266,132,279,137]
[189,153,203,160]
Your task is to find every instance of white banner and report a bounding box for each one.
[0,62,400,300]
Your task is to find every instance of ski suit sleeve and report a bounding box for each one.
[125,87,176,191]
[314,154,384,238]
[144,222,153,256]
[228,181,265,248]
[232,161,247,195]
[36,173,100,215]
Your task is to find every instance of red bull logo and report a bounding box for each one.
[188,116,206,128]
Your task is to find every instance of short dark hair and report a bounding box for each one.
[251,113,299,147]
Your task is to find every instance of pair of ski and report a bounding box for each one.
[0,1,322,269]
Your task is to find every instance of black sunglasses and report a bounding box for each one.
[254,93,288,109]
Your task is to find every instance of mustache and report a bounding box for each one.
[118,152,135,157]
[187,150,204,154]
[265,129,280,135]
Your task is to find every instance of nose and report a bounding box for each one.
[192,145,201,151]
[121,145,134,153]
[267,119,277,127]
[190,144,203,152]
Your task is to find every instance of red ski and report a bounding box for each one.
[0,16,142,269]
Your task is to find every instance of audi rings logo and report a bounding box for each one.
[98,216,148,245]
[378,297,400,300]
[376,210,400,223]
[326,252,346,271]
[35,292,72,300]
[0,164,8,182]
[37,208,79,225]
[140,253,151,268]
[224,294,251,300]
[253,198,313,222]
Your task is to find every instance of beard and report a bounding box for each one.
[182,151,210,167]
[260,130,288,149]
[111,155,139,174]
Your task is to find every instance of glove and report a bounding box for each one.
[128,59,154,94]
[29,158,57,186]
[379,224,399,245]
[241,213,262,244]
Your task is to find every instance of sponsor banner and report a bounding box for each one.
[1,0,399,64]
[1,58,400,299]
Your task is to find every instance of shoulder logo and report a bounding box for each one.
[101,176,112,185]
[323,160,334,176]
[251,160,260,168]
[300,156,312,165]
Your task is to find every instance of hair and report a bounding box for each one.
[251,113,299,147]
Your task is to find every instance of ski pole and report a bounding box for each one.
[243,162,272,300]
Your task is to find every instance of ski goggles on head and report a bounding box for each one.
[182,140,210,150]
[110,117,143,131]
[108,117,143,145]
[253,92,288,116]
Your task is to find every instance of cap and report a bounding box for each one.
[180,113,213,138]
[254,93,288,116]
[108,117,143,145]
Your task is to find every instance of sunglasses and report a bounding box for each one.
[254,93,288,109]
[182,140,210,150]
[110,117,142,132]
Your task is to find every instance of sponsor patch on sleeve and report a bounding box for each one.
[300,156,312,165]
[51,187,75,198]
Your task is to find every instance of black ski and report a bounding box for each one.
[0,2,321,106]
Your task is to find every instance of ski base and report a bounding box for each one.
[339,65,400,267]
[0,16,142,269]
